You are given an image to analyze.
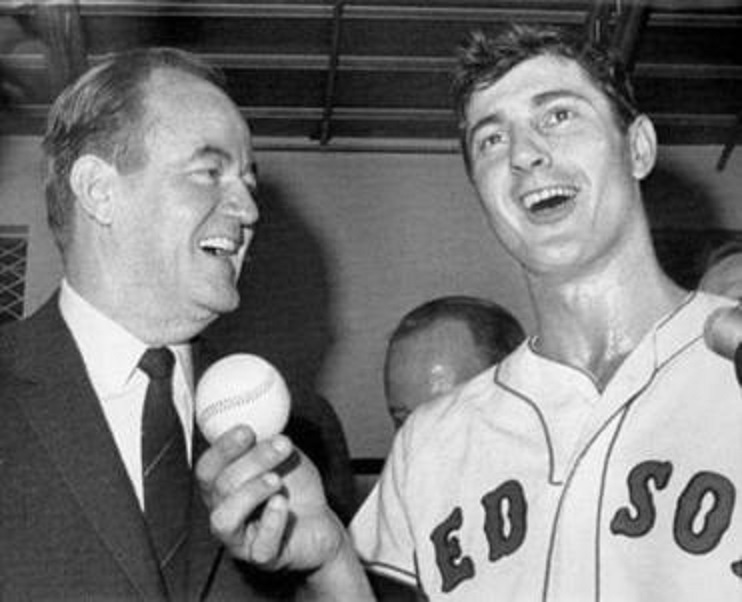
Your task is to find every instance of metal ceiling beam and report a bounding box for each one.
[611,0,649,71]
[31,0,88,94]
[585,0,615,45]
[716,112,740,172]
[315,0,344,146]
[585,0,650,71]
[592,0,739,172]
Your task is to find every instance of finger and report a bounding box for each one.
[249,494,290,566]
[210,471,284,552]
[195,425,256,489]
[213,435,293,497]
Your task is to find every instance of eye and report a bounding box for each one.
[543,106,574,128]
[205,164,223,181]
[190,162,224,185]
[481,132,504,150]
[472,127,507,158]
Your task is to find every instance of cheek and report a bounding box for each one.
[473,165,508,213]
[161,186,215,238]
[474,178,518,239]
[575,132,625,181]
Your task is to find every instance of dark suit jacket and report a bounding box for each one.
[0,295,292,601]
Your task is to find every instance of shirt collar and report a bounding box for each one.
[497,290,734,403]
[59,279,193,397]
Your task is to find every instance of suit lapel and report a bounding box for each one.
[186,346,225,601]
[16,297,168,601]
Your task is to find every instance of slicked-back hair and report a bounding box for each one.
[43,47,227,253]
[386,295,525,374]
[453,24,640,173]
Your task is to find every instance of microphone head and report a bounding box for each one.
[196,354,291,443]
[704,305,742,361]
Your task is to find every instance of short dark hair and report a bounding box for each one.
[43,47,227,252]
[388,295,525,367]
[452,24,640,172]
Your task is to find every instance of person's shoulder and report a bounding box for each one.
[0,293,63,374]
[399,364,500,449]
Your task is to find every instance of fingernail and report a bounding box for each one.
[271,435,290,454]
[233,426,250,445]
[268,494,286,512]
[263,472,280,488]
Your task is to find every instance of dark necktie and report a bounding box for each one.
[139,347,191,598]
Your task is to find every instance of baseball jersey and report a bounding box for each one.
[350,292,742,601]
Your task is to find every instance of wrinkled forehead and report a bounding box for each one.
[142,67,252,153]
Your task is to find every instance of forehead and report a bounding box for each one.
[386,319,480,407]
[388,319,477,376]
[466,54,605,124]
[141,68,252,157]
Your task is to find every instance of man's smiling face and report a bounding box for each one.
[465,54,651,278]
[108,67,259,334]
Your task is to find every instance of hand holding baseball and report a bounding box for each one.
[194,355,355,579]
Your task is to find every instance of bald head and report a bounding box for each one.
[385,318,489,427]
[383,296,524,429]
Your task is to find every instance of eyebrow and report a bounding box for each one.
[532,89,592,108]
[189,144,233,164]
[466,88,593,148]
[190,144,258,180]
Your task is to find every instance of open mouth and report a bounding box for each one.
[521,185,579,214]
[198,236,241,257]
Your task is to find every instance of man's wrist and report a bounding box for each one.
[300,531,375,602]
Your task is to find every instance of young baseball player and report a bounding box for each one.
[350,24,742,601]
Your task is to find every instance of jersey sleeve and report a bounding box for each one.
[349,425,420,588]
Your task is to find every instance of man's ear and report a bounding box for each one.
[429,364,456,396]
[69,154,117,226]
[628,114,657,181]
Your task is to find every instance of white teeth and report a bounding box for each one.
[199,237,238,256]
[521,186,578,211]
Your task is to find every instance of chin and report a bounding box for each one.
[210,290,241,315]
[191,286,241,322]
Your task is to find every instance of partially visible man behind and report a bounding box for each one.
[384,295,524,428]
[0,47,372,601]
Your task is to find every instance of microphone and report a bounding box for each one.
[703,305,742,384]
[195,354,291,443]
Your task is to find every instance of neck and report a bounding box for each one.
[66,268,212,346]
[526,246,686,390]
[65,225,215,346]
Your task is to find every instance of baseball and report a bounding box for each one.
[195,354,291,443]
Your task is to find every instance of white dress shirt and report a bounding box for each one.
[59,279,194,510]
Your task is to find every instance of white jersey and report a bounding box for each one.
[351,292,742,601]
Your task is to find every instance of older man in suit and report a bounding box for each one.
[0,47,372,601]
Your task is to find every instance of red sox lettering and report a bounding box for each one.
[429,462,740,594]
[430,480,528,593]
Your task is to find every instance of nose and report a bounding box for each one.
[509,126,551,173]
[223,180,259,227]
